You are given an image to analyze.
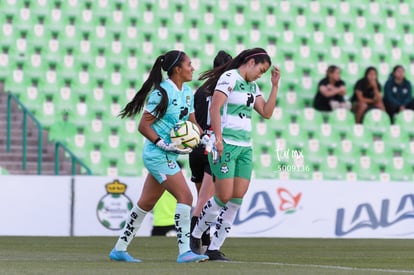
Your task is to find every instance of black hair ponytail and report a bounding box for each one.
[199,47,271,95]
[119,50,185,119]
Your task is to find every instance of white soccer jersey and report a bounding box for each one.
[215,69,262,146]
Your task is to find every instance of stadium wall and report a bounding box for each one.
[1,176,413,238]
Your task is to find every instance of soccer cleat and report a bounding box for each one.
[177,250,209,263]
[109,248,142,263]
[205,249,230,262]
[190,235,201,254]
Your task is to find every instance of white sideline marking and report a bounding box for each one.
[231,261,414,274]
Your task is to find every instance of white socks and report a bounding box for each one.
[175,203,192,255]
[192,196,225,239]
[114,205,148,251]
[209,199,242,251]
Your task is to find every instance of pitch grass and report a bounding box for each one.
[0,237,414,275]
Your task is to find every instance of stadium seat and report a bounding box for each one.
[312,123,341,150]
[320,154,347,180]
[388,156,413,182]
[117,144,144,177]
[1,0,412,178]
[296,107,324,135]
[381,125,410,151]
[338,138,359,166]
[395,110,414,136]
[327,108,355,136]
[253,147,278,179]
[366,138,393,167]
[352,155,380,181]
[348,124,372,150]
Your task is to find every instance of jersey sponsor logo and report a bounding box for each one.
[172,99,178,106]
[246,93,254,107]
[96,179,133,230]
[218,81,230,86]
[179,107,189,120]
[335,193,414,237]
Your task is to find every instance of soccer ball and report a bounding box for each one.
[170,121,200,149]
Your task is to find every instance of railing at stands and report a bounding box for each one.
[54,142,92,175]
[6,92,92,176]
[7,92,43,174]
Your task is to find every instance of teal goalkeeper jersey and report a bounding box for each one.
[215,69,262,147]
[143,79,194,151]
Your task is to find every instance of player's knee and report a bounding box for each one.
[175,191,193,205]
[215,193,231,204]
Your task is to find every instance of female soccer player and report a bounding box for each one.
[190,48,281,261]
[189,50,232,252]
[109,50,208,263]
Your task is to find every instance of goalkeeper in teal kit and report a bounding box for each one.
[108,50,209,263]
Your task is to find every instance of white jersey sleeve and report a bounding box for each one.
[215,70,237,97]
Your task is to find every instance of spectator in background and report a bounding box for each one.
[351,66,386,123]
[313,65,351,111]
[383,65,414,122]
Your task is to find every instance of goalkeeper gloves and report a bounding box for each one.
[155,138,192,154]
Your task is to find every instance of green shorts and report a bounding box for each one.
[208,143,252,180]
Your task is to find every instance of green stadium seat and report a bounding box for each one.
[36,94,58,128]
[253,146,277,179]
[6,62,26,95]
[395,110,414,136]
[13,1,33,33]
[117,144,144,177]
[251,114,274,147]
[83,116,107,145]
[1,0,412,178]
[65,128,92,160]
[338,138,359,166]
[362,109,391,135]
[312,123,341,150]
[328,108,355,136]
[282,122,307,150]
[68,96,94,128]
[302,138,329,166]
[366,139,393,167]
[72,63,93,97]
[296,107,324,135]
[381,125,410,151]
[352,156,380,181]
[388,156,413,182]
[349,124,372,151]
[46,1,63,32]
[18,79,43,112]
[320,155,347,180]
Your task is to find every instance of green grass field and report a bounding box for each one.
[0,237,413,275]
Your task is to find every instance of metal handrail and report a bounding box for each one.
[7,92,43,174]
[54,142,92,175]
[6,91,92,176]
